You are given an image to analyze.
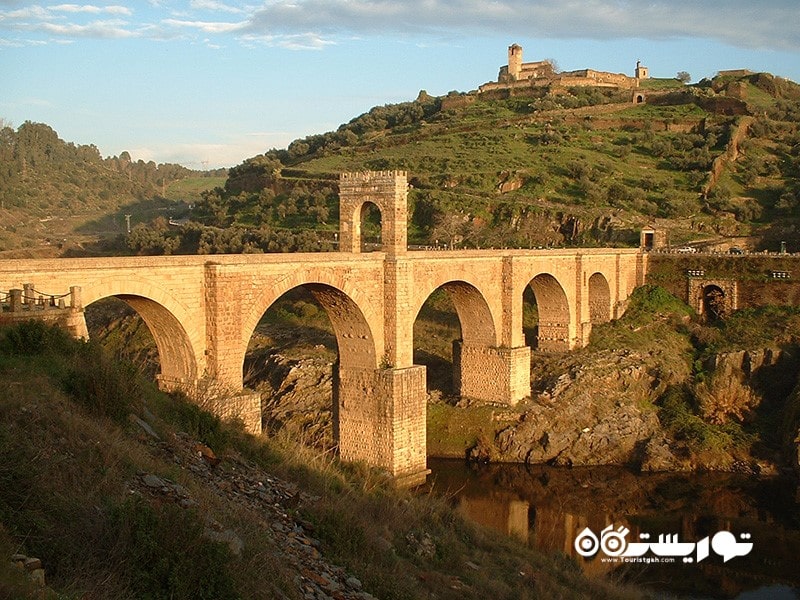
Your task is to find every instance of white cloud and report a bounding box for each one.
[236,0,800,52]
[240,31,335,50]
[39,19,134,38]
[190,0,248,14]
[0,0,798,51]
[49,4,132,16]
[162,18,244,34]
[125,132,297,169]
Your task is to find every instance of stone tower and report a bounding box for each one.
[338,171,408,256]
[635,60,649,80]
[508,44,523,81]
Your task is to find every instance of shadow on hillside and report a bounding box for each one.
[413,348,453,395]
[75,197,191,236]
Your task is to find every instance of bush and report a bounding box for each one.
[0,322,148,425]
[658,386,733,450]
[622,284,694,326]
[159,392,231,451]
[109,497,240,600]
[0,320,77,357]
[695,374,760,425]
[62,343,144,424]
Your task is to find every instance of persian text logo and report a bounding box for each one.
[574,524,753,564]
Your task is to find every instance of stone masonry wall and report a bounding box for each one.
[453,342,531,404]
[337,365,427,479]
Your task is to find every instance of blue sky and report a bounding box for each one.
[2,1,799,169]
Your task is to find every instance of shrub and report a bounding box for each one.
[61,343,143,424]
[109,497,240,600]
[0,320,77,357]
[694,374,760,425]
[159,392,231,451]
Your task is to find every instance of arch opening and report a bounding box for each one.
[84,297,158,377]
[588,272,611,324]
[413,288,461,397]
[413,281,497,401]
[702,285,726,321]
[244,283,377,449]
[359,201,383,252]
[83,294,198,384]
[524,273,571,352]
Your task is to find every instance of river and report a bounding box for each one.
[425,458,800,599]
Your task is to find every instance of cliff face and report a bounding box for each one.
[467,349,676,467]
[246,351,334,449]
[464,345,798,473]
[782,381,800,477]
[246,338,800,474]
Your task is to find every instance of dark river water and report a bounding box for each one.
[425,458,800,599]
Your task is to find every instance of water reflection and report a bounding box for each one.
[426,458,800,598]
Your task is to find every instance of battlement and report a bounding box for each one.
[340,170,408,182]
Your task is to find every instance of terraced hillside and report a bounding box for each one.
[143,72,800,255]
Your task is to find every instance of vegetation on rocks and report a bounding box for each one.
[0,321,641,599]
[426,285,800,474]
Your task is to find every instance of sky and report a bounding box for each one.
[2,1,799,170]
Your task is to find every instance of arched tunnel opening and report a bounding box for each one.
[83,297,162,380]
[359,201,383,252]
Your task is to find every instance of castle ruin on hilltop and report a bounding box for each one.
[478,44,649,95]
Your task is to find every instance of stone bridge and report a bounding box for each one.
[0,171,647,483]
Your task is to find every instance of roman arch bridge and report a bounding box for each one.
[0,171,647,483]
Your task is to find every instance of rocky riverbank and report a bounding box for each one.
[465,346,797,475]
[247,287,800,479]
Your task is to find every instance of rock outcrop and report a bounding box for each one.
[465,345,799,473]
[251,352,334,447]
[467,349,687,470]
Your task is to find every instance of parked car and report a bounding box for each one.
[729,247,743,254]
[676,246,697,253]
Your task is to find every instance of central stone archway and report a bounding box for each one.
[527,273,571,352]
[588,272,611,323]
[338,171,408,256]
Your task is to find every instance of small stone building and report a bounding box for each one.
[640,227,668,251]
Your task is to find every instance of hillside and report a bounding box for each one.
[115,70,800,256]
[0,321,640,599]
[0,121,225,256]
[3,70,799,258]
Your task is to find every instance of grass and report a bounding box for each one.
[427,403,503,458]
[164,176,227,201]
[0,321,642,599]
[287,94,727,241]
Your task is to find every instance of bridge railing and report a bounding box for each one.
[0,285,82,314]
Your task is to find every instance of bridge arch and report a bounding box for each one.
[412,280,498,348]
[242,279,380,376]
[702,284,726,320]
[80,278,201,384]
[413,280,508,402]
[588,272,611,323]
[526,273,571,351]
[338,171,408,255]
[346,200,383,253]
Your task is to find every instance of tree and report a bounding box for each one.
[677,71,691,84]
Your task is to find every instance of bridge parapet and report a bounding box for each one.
[0,285,88,338]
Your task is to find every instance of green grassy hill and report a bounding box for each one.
[0,121,224,255]
[3,70,799,257]
[127,71,800,255]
